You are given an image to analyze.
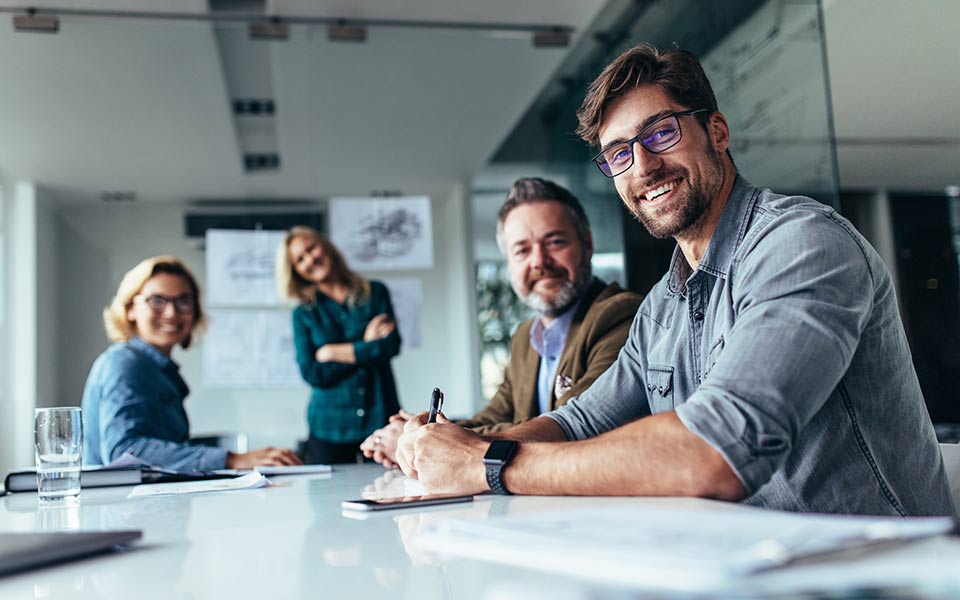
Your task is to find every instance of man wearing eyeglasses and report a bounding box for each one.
[397,43,956,518]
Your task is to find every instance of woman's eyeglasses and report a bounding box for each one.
[134,294,195,314]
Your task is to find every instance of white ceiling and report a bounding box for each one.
[823,0,960,191]
[0,0,607,202]
[0,0,957,203]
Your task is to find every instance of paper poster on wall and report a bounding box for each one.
[381,277,423,349]
[206,229,286,306]
[329,196,433,270]
[202,309,304,388]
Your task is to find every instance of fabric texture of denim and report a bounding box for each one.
[82,336,228,471]
[547,175,957,517]
[293,280,401,444]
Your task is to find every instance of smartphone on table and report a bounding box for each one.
[341,493,472,512]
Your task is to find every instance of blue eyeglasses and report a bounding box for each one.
[592,109,709,178]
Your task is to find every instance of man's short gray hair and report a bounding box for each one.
[495,178,592,251]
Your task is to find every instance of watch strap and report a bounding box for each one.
[483,440,518,495]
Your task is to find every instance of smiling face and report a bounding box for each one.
[500,200,593,318]
[599,84,729,240]
[287,234,334,286]
[126,273,196,355]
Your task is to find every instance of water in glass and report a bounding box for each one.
[34,407,83,502]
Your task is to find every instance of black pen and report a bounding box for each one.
[427,387,444,423]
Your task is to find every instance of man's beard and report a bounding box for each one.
[519,256,593,318]
[627,150,723,239]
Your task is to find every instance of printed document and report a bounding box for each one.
[413,503,955,591]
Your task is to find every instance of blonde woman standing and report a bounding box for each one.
[82,256,302,471]
[278,227,402,464]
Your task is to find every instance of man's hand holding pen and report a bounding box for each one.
[396,411,490,495]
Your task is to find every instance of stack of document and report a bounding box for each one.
[413,504,956,591]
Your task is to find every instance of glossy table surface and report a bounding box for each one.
[1,463,959,599]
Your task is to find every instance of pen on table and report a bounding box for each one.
[427,387,444,423]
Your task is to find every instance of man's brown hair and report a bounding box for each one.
[576,43,719,147]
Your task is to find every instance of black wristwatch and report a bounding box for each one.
[482,440,518,495]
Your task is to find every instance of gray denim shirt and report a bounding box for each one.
[547,175,957,518]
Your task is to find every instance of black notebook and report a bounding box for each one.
[3,465,237,493]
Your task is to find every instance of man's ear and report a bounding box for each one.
[708,112,730,154]
[583,231,594,259]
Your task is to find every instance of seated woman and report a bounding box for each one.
[277,226,402,464]
[82,256,302,471]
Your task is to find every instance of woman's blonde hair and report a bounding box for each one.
[103,256,206,349]
[276,226,370,306]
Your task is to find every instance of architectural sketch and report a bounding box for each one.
[206,229,286,306]
[329,196,434,270]
[202,309,304,389]
[381,277,423,349]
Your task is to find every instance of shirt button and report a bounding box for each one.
[356,408,365,417]
[693,311,704,321]
[358,388,365,396]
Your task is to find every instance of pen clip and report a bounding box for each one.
[428,387,444,423]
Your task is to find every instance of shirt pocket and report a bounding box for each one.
[645,365,674,412]
[704,335,725,380]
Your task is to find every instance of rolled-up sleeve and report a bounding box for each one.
[675,212,873,494]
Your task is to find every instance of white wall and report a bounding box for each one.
[36,188,60,410]
[2,182,39,475]
[53,187,479,452]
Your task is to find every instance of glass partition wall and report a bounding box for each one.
[471,0,841,403]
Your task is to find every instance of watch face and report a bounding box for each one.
[484,440,517,463]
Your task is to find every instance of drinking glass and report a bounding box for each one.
[34,407,83,502]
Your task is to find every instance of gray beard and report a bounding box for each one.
[520,262,593,318]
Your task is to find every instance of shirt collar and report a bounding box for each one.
[529,298,582,355]
[667,174,759,294]
[129,335,180,372]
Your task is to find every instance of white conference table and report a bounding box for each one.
[1,463,959,599]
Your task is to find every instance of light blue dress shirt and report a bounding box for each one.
[529,300,581,416]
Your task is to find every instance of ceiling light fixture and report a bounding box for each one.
[327,21,366,43]
[12,10,59,34]
[249,19,288,41]
[532,29,569,48]
[0,6,573,43]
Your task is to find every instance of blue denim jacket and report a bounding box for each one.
[548,175,957,517]
[82,336,228,471]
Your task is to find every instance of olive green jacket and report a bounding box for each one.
[458,278,642,434]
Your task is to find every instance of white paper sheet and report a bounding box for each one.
[380,277,423,349]
[413,504,956,591]
[254,464,332,476]
[329,196,433,270]
[202,309,304,388]
[206,229,286,306]
[127,472,269,498]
